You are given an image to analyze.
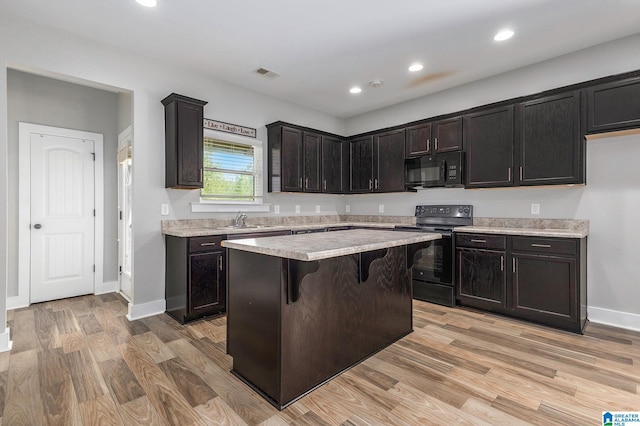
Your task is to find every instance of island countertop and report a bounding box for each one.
[221,229,441,261]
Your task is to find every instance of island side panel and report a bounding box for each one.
[227,249,282,402]
[280,254,360,404]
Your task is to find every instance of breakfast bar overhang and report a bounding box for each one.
[222,229,441,409]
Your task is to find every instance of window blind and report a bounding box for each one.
[202,138,256,200]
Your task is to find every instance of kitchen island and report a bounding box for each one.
[222,229,441,409]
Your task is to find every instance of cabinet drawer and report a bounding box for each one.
[511,237,576,255]
[456,233,506,250]
[189,236,224,253]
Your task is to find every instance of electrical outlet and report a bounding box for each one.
[161,204,169,215]
[315,205,321,213]
[378,204,384,213]
[531,203,540,215]
[295,205,300,214]
[345,205,351,213]
[274,205,280,214]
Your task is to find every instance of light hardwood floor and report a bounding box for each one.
[2,293,639,425]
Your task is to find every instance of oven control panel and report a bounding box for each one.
[415,204,473,218]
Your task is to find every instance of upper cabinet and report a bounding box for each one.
[349,129,405,193]
[405,117,463,158]
[405,122,432,157]
[516,91,584,186]
[586,76,640,133]
[464,105,514,188]
[433,116,463,153]
[321,136,347,193]
[268,122,345,193]
[162,93,208,189]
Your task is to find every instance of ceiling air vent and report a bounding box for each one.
[255,67,280,79]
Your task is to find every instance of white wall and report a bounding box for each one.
[0,14,345,317]
[343,34,640,329]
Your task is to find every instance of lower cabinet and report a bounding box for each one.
[456,233,587,333]
[166,235,226,323]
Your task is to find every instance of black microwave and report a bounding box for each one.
[405,151,464,189]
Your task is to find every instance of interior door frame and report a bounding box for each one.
[117,125,133,301]
[14,122,104,309]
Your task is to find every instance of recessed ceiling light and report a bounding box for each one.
[408,63,423,72]
[349,86,362,94]
[494,29,514,42]
[135,0,157,7]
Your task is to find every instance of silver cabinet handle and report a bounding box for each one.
[374,179,379,190]
[305,177,308,188]
[500,255,504,271]
[369,179,373,190]
[435,137,438,151]
[519,166,523,181]
[200,242,218,247]
[531,243,552,248]
[299,177,303,188]
[508,167,511,182]
[427,139,430,152]
[513,258,516,273]
[323,180,327,191]
[471,239,486,243]
[218,256,223,271]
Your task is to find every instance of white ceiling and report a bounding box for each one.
[2,0,640,118]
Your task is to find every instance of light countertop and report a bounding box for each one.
[454,226,588,238]
[221,229,441,261]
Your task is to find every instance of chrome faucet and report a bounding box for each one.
[235,211,248,227]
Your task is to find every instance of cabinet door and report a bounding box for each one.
[587,76,640,133]
[303,132,321,192]
[162,94,207,189]
[321,136,344,193]
[281,126,303,192]
[456,248,506,311]
[511,253,577,327]
[188,250,225,315]
[516,91,583,185]
[405,122,432,157]
[349,136,374,192]
[464,106,514,188]
[434,116,463,153]
[374,129,406,192]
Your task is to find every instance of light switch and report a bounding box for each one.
[531,203,540,215]
[274,204,280,214]
[295,205,300,214]
[315,205,321,213]
[161,204,169,215]
[378,204,384,213]
[345,205,351,213]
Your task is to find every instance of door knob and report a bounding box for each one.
[33,224,42,229]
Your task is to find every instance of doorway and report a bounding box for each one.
[18,123,104,305]
[118,127,133,301]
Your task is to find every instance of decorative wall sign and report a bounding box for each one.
[203,118,256,138]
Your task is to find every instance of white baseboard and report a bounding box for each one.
[0,327,13,352]
[588,306,640,332]
[6,295,29,311]
[126,299,166,321]
[95,280,119,295]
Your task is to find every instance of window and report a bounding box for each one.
[201,136,263,203]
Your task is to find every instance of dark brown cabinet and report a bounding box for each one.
[405,122,432,157]
[268,123,344,193]
[433,116,463,153]
[456,232,587,333]
[166,235,226,323]
[348,136,374,192]
[373,129,406,192]
[268,124,303,192]
[321,136,346,193]
[302,132,321,192]
[586,75,640,133]
[162,93,208,189]
[464,106,515,188]
[516,91,584,186]
[349,130,405,193]
[456,234,507,311]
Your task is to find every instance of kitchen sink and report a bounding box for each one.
[218,225,275,230]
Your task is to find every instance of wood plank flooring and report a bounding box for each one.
[2,293,639,425]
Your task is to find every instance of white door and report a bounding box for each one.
[30,132,95,303]
[118,156,133,300]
